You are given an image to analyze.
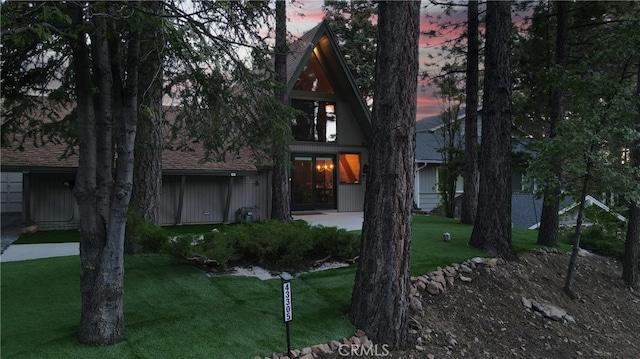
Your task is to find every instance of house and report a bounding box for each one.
[415,109,534,227]
[0,20,372,229]
[414,109,478,212]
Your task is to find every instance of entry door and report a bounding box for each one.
[292,155,336,210]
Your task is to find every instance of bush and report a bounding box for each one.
[567,225,626,258]
[159,219,360,270]
[126,211,170,253]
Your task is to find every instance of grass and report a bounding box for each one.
[13,228,80,244]
[2,215,560,358]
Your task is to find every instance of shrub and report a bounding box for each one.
[160,219,360,270]
[126,211,170,253]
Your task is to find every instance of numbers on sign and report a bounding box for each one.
[283,282,293,322]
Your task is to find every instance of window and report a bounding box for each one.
[339,153,361,184]
[291,100,337,142]
[293,50,334,94]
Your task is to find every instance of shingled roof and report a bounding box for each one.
[1,138,259,175]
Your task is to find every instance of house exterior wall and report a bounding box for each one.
[289,101,368,212]
[158,171,271,226]
[25,171,271,229]
[417,165,440,212]
[1,172,23,213]
[29,172,79,229]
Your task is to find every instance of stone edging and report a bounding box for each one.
[260,256,508,359]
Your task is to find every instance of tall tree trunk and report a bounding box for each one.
[72,4,126,345]
[461,0,479,225]
[622,56,640,286]
[73,2,140,345]
[469,1,516,260]
[349,1,419,350]
[271,0,292,221]
[624,201,640,286]
[537,0,568,247]
[131,1,163,224]
[128,1,164,253]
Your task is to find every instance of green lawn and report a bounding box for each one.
[1,215,558,358]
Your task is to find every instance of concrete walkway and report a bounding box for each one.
[0,211,363,263]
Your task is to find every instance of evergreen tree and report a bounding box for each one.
[349,1,420,349]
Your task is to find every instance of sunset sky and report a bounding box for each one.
[285,0,464,120]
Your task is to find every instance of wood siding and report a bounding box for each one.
[28,171,271,229]
[30,173,79,229]
[159,172,270,226]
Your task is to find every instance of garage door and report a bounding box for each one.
[1,172,23,213]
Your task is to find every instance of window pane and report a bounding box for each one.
[291,100,337,143]
[339,154,361,184]
[293,51,335,94]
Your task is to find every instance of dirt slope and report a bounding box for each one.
[319,249,640,359]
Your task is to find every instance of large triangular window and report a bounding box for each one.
[293,50,335,94]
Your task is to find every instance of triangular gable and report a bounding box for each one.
[286,21,372,140]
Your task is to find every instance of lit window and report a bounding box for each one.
[291,100,337,142]
[339,154,361,184]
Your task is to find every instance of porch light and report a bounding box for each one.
[325,103,335,114]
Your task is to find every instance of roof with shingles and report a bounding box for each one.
[1,140,259,174]
[2,21,371,173]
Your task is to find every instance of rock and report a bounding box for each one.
[427,281,441,295]
[435,274,447,288]
[564,314,576,324]
[531,299,568,321]
[521,297,532,309]
[444,266,456,276]
[329,340,341,351]
[410,276,419,283]
[460,264,473,273]
[299,354,314,359]
[410,296,423,311]
[22,225,38,234]
[300,347,312,355]
[410,285,417,296]
[418,275,429,284]
[471,257,485,264]
[416,281,426,291]
[578,248,592,257]
[459,275,472,283]
[351,336,362,346]
[428,354,435,359]
[355,329,366,338]
[415,345,425,351]
[485,258,499,267]
[311,343,332,354]
[446,276,455,286]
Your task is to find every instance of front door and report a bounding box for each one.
[291,155,336,211]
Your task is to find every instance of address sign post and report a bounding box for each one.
[280,272,293,357]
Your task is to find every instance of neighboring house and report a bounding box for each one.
[415,109,533,227]
[528,195,627,230]
[414,109,479,212]
[0,20,372,229]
